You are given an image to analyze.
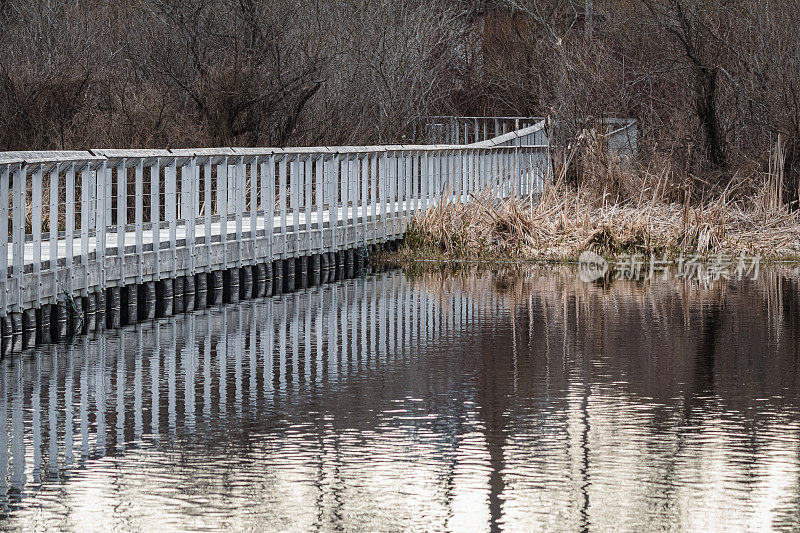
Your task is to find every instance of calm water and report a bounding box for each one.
[1,267,799,531]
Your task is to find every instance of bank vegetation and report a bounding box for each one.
[396,136,800,261]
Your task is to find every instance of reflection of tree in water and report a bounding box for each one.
[685,301,722,419]
[418,265,800,529]
[418,265,800,409]
[475,315,513,532]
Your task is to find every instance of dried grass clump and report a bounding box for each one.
[397,136,800,262]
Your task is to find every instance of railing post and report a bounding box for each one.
[485,148,491,193]
[380,152,387,241]
[348,153,361,241]
[32,165,42,307]
[167,158,177,279]
[431,152,438,206]
[408,152,416,216]
[353,154,361,246]
[290,156,299,243]
[331,154,340,247]
[445,150,450,202]
[343,153,350,243]
[278,155,287,254]
[499,148,505,197]
[476,149,482,193]
[88,167,97,232]
[257,156,267,241]
[370,154,378,238]
[203,159,212,272]
[507,148,513,197]
[353,153,359,243]
[12,164,25,312]
[250,158,258,256]
[360,154,369,244]
[66,164,75,297]
[179,160,188,226]
[466,150,472,199]
[438,151,445,203]
[220,157,229,266]
[322,154,332,252]
[410,152,418,215]
[472,149,478,196]
[0,165,9,316]
[500,148,506,197]
[151,160,160,281]
[460,150,467,200]
[387,152,395,238]
[451,150,458,202]
[187,157,197,276]
[433,152,440,206]
[474,150,480,194]
[467,150,478,195]
[117,160,127,267]
[104,160,112,237]
[341,154,349,245]
[446,150,453,202]
[396,152,402,232]
[456,149,463,203]
[314,155,323,250]
[508,148,514,197]
[403,152,411,227]
[135,160,144,283]
[267,155,276,258]
[489,149,496,196]
[235,156,244,265]
[421,152,428,212]
[525,148,532,196]
[304,154,312,247]
[511,147,517,197]
[81,165,90,297]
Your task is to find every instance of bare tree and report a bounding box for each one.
[642,0,732,172]
[127,0,327,147]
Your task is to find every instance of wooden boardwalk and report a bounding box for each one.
[0,121,555,353]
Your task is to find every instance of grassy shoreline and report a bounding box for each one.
[380,190,800,265]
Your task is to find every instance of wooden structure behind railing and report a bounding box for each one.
[416,116,545,144]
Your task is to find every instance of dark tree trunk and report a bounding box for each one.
[695,65,726,171]
[781,138,800,210]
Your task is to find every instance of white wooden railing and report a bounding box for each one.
[0,121,550,317]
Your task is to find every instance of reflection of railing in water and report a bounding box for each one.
[0,269,502,510]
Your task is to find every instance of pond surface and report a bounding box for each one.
[1,266,799,531]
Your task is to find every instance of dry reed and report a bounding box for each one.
[397,136,800,262]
